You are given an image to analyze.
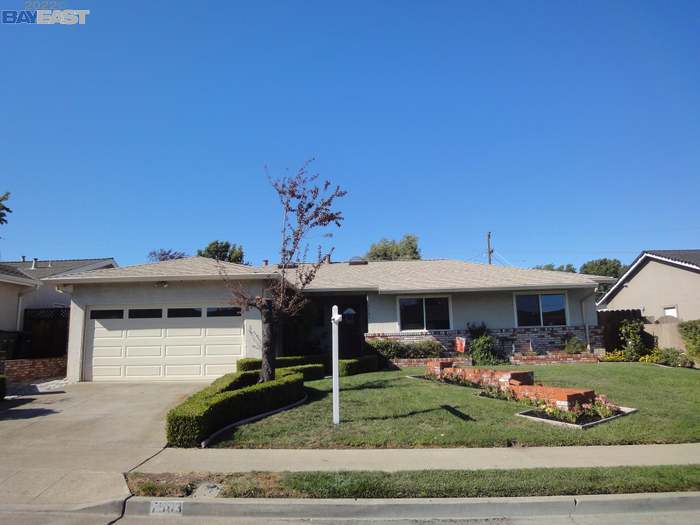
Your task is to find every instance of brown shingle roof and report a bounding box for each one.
[302,259,608,293]
[45,256,276,284]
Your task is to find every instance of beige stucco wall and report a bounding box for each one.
[21,283,71,311]
[64,280,264,382]
[0,282,23,331]
[367,287,598,333]
[604,260,700,321]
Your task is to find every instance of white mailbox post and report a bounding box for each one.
[330,304,342,424]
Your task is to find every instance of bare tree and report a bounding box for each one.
[148,248,187,262]
[228,160,346,382]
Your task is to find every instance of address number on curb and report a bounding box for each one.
[150,501,183,515]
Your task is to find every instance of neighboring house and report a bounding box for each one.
[597,250,700,321]
[0,257,117,331]
[46,257,613,383]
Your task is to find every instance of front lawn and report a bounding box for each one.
[128,465,700,498]
[212,363,700,448]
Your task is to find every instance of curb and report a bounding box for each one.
[123,491,700,519]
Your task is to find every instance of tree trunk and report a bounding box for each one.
[260,300,276,382]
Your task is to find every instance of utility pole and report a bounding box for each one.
[486,231,494,265]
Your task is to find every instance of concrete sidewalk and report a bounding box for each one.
[136,442,700,473]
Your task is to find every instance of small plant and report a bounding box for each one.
[470,335,508,366]
[563,336,586,355]
[601,350,627,362]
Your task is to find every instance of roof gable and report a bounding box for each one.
[597,250,700,306]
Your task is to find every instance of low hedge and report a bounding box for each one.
[0,375,5,400]
[277,364,326,381]
[166,369,305,447]
[678,320,700,361]
[237,354,330,373]
[366,339,443,360]
[338,354,379,376]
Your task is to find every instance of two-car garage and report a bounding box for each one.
[46,257,271,383]
[85,305,245,381]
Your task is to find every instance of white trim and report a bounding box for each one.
[597,252,700,306]
[512,291,569,328]
[396,295,453,332]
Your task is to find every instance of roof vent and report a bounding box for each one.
[31,258,38,269]
[21,255,26,262]
[349,257,368,266]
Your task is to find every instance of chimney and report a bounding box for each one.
[262,259,269,267]
[31,257,38,269]
[21,255,26,262]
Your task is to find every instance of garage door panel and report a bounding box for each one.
[165,345,203,356]
[166,327,203,337]
[205,344,242,356]
[165,364,202,377]
[125,346,163,357]
[125,365,162,377]
[205,326,242,336]
[92,366,122,377]
[92,346,123,358]
[126,328,162,338]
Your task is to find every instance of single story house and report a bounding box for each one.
[597,249,700,321]
[0,257,116,331]
[47,256,613,383]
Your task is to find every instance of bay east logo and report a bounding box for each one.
[1,9,90,25]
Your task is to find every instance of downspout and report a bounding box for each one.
[579,291,596,351]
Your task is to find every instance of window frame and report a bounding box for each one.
[662,305,679,318]
[512,291,569,328]
[396,295,453,332]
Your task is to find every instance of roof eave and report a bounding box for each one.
[378,283,598,294]
[0,275,38,287]
[44,273,279,285]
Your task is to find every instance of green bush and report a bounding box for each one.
[678,320,700,361]
[0,375,5,400]
[338,355,379,376]
[563,336,587,355]
[470,335,508,365]
[366,338,443,360]
[166,370,305,447]
[640,347,694,368]
[277,364,326,381]
[236,354,330,373]
[617,319,650,361]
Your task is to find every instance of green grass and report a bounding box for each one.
[128,465,700,498]
[212,363,700,448]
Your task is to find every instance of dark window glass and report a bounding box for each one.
[128,308,163,319]
[90,309,124,320]
[425,298,450,329]
[399,298,424,330]
[167,308,202,318]
[207,307,241,317]
[516,295,541,326]
[541,294,566,326]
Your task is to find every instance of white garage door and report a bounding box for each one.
[85,305,245,381]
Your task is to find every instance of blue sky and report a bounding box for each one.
[1,1,698,268]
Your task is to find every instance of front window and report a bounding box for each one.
[515,293,567,327]
[399,297,450,331]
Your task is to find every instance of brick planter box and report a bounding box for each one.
[508,385,595,410]
[391,356,471,368]
[511,352,599,365]
[4,356,67,383]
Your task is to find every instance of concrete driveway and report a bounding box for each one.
[0,382,200,507]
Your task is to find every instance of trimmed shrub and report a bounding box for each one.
[277,364,326,381]
[366,339,443,360]
[601,350,628,362]
[338,355,379,376]
[236,354,330,373]
[166,370,304,447]
[470,335,508,365]
[617,319,650,361]
[0,375,5,400]
[678,320,700,361]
